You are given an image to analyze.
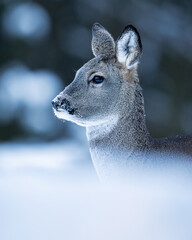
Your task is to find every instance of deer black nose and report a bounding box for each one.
[52,98,76,115]
[52,100,60,110]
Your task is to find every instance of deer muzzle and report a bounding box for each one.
[52,97,76,115]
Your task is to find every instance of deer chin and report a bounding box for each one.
[54,108,76,121]
[53,108,87,127]
[54,107,118,128]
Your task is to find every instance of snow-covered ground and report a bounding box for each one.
[1,140,192,240]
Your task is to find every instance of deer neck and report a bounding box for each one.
[86,83,153,179]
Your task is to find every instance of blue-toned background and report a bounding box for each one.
[0,1,192,239]
[0,0,192,142]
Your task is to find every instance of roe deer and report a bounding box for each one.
[52,23,192,180]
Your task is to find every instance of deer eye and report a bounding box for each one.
[91,75,104,84]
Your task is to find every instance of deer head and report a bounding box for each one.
[52,23,142,127]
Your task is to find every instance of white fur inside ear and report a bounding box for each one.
[116,31,138,69]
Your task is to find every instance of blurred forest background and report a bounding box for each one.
[0,0,192,143]
[1,3,192,239]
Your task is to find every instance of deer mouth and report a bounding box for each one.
[52,98,77,115]
[60,99,77,115]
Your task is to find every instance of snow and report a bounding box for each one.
[0,139,92,174]
[1,141,192,240]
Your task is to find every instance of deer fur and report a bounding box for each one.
[52,23,192,180]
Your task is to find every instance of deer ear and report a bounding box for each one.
[116,25,142,69]
[92,23,115,57]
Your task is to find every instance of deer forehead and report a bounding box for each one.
[75,56,127,80]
